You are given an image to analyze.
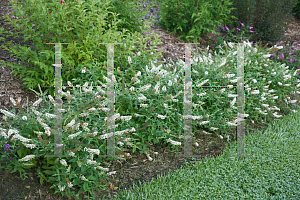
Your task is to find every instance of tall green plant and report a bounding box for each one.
[155,0,239,43]
[0,0,165,98]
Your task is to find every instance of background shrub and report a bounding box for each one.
[225,0,298,47]
[0,0,166,98]
[154,0,239,43]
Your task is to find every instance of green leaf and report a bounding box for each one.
[83,181,89,192]
[42,170,55,175]
[148,135,152,142]
[86,175,97,181]
[132,146,136,153]
[40,177,44,186]
[10,168,17,174]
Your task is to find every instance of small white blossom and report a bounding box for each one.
[120,116,132,121]
[77,160,83,167]
[24,143,36,149]
[129,86,135,92]
[58,184,66,192]
[32,98,43,107]
[44,127,51,137]
[0,109,16,118]
[96,86,106,95]
[18,155,35,162]
[68,151,75,157]
[45,113,57,119]
[167,138,181,146]
[87,159,97,165]
[22,116,27,120]
[146,153,153,161]
[60,159,68,167]
[157,114,167,119]
[10,97,17,106]
[196,79,209,87]
[67,181,73,188]
[138,94,147,101]
[31,108,43,116]
[87,108,96,112]
[107,171,116,176]
[65,119,76,129]
[84,147,100,155]
[140,84,152,92]
[48,95,55,105]
[140,104,148,108]
[14,134,32,143]
[95,166,110,172]
[68,131,82,139]
[80,175,89,181]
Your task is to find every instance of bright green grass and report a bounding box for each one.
[112,105,300,199]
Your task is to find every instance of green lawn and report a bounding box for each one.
[112,105,300,199]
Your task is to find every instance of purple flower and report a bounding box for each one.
[249,27,253,29]
[240,22,244,26]
[4,144,10,153]
[225,25,229,31]
[237,28,240,31]
[3,144,12,162]
[280,53,284,60]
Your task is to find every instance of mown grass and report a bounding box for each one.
[112,104,300,199]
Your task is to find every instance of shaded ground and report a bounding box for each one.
[1,0,300,199]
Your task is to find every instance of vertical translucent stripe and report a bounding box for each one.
[183,44,192,157]
[106,43,115,157]
[236,43,246,156]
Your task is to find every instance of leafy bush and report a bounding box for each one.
[225,0,298,47]
[291,0,300,19]
[154,0,239,43]
[1,39,300,199]
[0,0,165,98]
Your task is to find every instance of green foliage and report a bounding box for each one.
[226,0,298,47]
[0,0,165,98]
[107,0,152,35]
[154,0,239,43]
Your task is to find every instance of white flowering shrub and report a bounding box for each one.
[0,40,300,199]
